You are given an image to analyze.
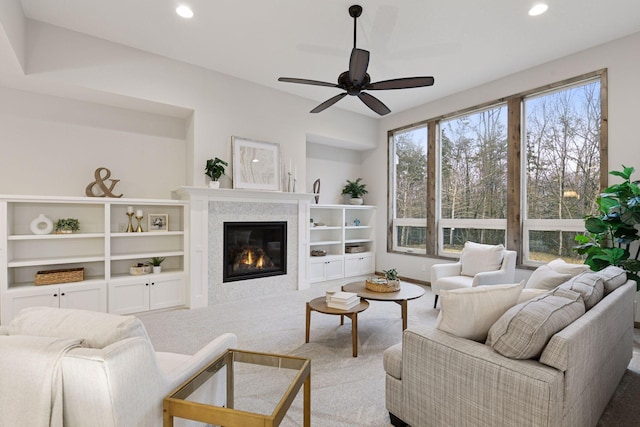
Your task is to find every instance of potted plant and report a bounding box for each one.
[149,256,165,274]
[341,178,368,205]
[54,218,80,234]
[204,157,228,189]
[574,165,640,290]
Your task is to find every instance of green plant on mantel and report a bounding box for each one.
[204,157,228,181]
[341,178,368,198]
[54,218,80,233]
[574,165,640,290]
[149,257,166,266]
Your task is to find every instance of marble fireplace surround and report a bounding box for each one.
[175,187,313,308]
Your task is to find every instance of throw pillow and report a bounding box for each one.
[486,288,585,359]
[557,271,604,310]
[592,265,627,294]
[547,258,591,275]
[526,264,572,290]
[436,281,524,342]
[516,288,547,304]
[8,306,150,349]
[460,241,505,277]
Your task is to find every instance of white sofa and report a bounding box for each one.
[0,307,237,427]
[384,273,635,427]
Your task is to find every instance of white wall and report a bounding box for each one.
[369,31,640,283]
[0,19,377,195]
[0,87,187,198]
[305,142,363,205]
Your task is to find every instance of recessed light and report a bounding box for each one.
[176,5,194,19]
[528,3,548,16]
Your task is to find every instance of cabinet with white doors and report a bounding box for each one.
[108,272,185,315]
[307,204,375,283]
[0,195,188,324]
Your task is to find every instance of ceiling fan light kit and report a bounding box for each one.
[278,4,435,116]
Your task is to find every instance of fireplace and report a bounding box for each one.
[223,221,287,282]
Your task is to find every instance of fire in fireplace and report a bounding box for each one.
[223,221,287,282]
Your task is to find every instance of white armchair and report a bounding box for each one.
[431,242,517,308]
[1,307,237,427]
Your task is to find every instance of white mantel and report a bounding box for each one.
[174,187,314,308]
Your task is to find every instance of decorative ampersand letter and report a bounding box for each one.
[85,167,123,198]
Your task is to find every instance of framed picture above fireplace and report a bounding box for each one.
[232,136,280,191]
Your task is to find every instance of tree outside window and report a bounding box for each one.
[389,126,427,253]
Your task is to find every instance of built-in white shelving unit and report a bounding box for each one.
[0,195,188,323]
[307,204,375,283]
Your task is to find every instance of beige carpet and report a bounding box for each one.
[137,282,640,426]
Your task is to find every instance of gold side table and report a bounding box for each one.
[163,348,311,427]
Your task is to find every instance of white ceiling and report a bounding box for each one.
[18,0,640,118]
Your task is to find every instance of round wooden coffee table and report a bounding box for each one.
[305,296,369,357]
[342,281,425,330]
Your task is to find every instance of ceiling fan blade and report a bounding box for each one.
[349,48,370,85]
[366,76,435,90]
[310,93,347,113]
[358,92,391,116]
[278,77,339,88]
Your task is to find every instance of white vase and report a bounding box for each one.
[349,197,363,205]
[153,266,161,274]
[209,181,220,189]
[30,214,53,235]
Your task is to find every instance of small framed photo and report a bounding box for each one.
[148,214,168,232]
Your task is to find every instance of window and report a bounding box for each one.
[389,125,428,254]
[386,69,606,265]
[439,105,508,254]
[523,79,601,264]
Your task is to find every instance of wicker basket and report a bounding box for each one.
[34,267,84,286]
[365,277,401,293]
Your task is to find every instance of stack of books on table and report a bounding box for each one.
[327,291,360,310]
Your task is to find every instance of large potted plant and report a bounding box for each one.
[341,178,368,205]
[204,157,228,188]
[574,165,640,290]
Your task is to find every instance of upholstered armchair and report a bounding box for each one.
[0,307,237,427]
[431,242,517,308]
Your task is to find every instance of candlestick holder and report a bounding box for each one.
[135,214,144,232]
[126,212,135,232]
[287,172,293,192]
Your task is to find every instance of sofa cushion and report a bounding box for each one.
[557,272,604,310]
[547,258,591,275]
[8,306,150,349]
[526,264,572,290]
[592,265,627,294]
[436,282,524,342]
[486,288,585,359]
[460,241,505,277]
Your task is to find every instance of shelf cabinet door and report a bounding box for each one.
[60,282,107,312]
[108,277,150,315]
[344,254,375,277]
[149,275,185,311]
[3,287,60,323]
[308,258,344,283]
[324,259,344,280]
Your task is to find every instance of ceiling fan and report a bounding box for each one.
[278,4,435,116]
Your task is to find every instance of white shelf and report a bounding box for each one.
[8,233,105,240]
[110,250,184,261]
[308,204,376,283]
[1,195,189,324]
[111,231,184,238]
[9,255,105,268]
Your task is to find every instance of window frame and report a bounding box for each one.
[386,69,608,267]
